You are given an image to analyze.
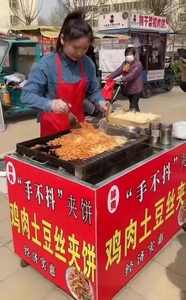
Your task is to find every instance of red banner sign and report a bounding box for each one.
[130,13,169,31]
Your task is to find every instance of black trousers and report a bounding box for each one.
[180,81,186,92]
[128,94,141,111]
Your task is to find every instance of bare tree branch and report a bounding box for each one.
[168,14,186,56]
[136,0,183,16]
[10,0,43,25]
[49,0,102,25]
[38,16,49,26]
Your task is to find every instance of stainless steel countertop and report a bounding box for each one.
[95,138,185,187]
[9,138,186,189]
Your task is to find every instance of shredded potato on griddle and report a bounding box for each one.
[49,124,127,161]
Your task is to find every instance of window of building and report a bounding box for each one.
[113,4,119,11]
[9,0,18,9]
[179,13,186,23]
[113,3,128,11]
[93,6,99,14]
[10,15,19,26]
[179,0,186,5]
[92,19,98,27]
[101,5,110,14]
[113,1,142,12]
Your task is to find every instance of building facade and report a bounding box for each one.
[0,0,38,28]
[91,0,144,30]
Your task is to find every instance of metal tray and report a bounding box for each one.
[16,127,149,180]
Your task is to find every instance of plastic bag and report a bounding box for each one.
[172,121,186,139]
[4,72,26,85]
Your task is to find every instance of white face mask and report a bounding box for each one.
[125,55,134,63]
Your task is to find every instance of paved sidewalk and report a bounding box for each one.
[0,192,186,300]
[0,86,186,299]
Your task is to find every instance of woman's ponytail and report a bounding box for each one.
[56,10,93,52]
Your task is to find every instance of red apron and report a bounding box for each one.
[40,54,86,137]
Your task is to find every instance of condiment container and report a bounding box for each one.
[150,122,160,143]
[0,84,10,105]
[160,123,173,145]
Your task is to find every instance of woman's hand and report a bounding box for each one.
[99,101,112,115]
[50,99,72,114]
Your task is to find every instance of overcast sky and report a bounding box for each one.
[39,0,56,17]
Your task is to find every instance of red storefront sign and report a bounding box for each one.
[130,13,169,31]
[6,143,186,300]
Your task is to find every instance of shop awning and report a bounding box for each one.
[94,32,130,39]
[11,26,61,38]
[11,26,130,39]
[98,28,174,35]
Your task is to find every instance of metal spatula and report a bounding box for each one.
[62,99,82,128]
[98,102,111,133]
[98,117,108,133]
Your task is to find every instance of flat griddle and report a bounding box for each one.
[16,127,149,180]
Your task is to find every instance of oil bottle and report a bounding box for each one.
[0,84,10,105]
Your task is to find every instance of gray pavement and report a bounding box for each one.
[0,86,186,299]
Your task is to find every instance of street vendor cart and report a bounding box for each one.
[0,35,40,115]
[5,122,186,299]
[98,12,175,98]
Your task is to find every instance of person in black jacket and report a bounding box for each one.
[84,45,102,116]
[180,57,186,92]
[86,45,97,67]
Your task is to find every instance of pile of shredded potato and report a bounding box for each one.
[49,125,127,161]
[112,111,160,123]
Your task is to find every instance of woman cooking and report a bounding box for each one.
[107,47,143,111]
[21,11,110,137]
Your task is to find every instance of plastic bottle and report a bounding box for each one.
[1,84,10,105]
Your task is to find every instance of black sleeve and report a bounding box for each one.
[180,81,186,92]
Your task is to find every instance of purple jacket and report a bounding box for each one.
[108,58,143,95]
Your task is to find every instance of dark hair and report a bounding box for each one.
[86,45,94,57]
[125,47,135,56]
[56,10,94,52]
[86,45,97,67]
